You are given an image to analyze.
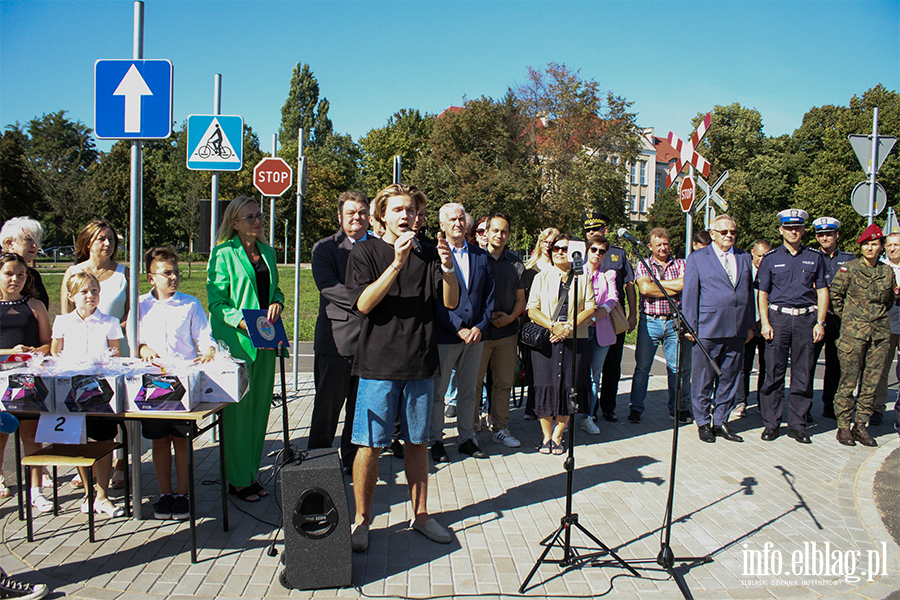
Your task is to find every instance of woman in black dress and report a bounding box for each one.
[526,233,597,454]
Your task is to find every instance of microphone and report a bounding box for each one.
[403,226,422,253]
[617,228,645,247]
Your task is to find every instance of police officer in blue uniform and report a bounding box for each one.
[757,209,829,443]
[810,216,856,421]
[584,212,636,423]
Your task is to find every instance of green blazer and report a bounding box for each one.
[207,236,285,362]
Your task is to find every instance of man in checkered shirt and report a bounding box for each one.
[627,227,693,424]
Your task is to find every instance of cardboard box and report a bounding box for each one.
[0,371,54,412]
[54,374,122,414]
[124,370,201,412]
[199,359,249,404]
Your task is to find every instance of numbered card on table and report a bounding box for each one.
[35,413,87,445]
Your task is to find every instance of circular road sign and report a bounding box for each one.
[679,176,695,213]
[253,157,293,197]
[850,181,888,217]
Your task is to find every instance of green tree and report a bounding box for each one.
[0,127,44,225]
[279,63,333,148]
[25,110,99,242]
[358,109,434,196]
[411,93,540,234]
[515,62,641,232]
[793,85,900,251]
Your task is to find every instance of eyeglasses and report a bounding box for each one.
[589,247,607,254]
[713,229,737,236]
[552,245,569,253]
[815,231,836,236]
[152,270,181,278]
[235,213,264,223]
[476,228,486,235]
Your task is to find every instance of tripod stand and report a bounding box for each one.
[519,248,639,593]
[592,240,717,599]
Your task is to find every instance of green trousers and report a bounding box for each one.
[222,349,276,487]
[834,336,890,429]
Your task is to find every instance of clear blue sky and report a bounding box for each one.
[2,0,898,155]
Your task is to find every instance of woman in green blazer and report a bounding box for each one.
[207,196,284,502]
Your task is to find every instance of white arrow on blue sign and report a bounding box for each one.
[94,59,173,140]
[186,115,244,171]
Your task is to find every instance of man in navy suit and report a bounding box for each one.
[430,203,495,461]
[683,214,755,443]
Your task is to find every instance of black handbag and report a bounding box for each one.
[519,272,573,351]
[520,322,550,350]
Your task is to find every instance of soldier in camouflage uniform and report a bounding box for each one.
[829,224,897,447]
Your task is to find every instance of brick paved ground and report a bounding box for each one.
[1,349,897,599]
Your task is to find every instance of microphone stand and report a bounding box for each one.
[519,250,638,593]
[592,242,718,599]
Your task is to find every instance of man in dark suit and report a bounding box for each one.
[430,202,495,461]
[683,214,755,443]
[307,191,370,472]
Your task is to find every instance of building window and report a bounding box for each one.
[630,163,636,184]
[656,172,662,192]
[611,156,618,165]
[640,195,646,214]
[629,194,636,212]
[640,162,646,185]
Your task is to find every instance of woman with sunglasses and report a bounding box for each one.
[581,234,618,435]
[207,196,285,502]
[526,233,597,454]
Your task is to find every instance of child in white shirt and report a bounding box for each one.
[50,271,125,518]
[138,247,216,520]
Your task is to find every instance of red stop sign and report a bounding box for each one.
[679,176,695,213]
[253,157,293,197]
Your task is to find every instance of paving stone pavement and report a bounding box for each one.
[1,359,898,599]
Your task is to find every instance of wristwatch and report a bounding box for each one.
[816,320,826,327]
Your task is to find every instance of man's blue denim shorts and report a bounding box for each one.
[352,378,434,447]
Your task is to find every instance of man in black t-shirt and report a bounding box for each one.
[345,184,459,553]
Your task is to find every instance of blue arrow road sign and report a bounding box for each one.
[94,59,173,139]
[186,115,244,171]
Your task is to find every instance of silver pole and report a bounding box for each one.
[284,219,288,266]
[270,134,278,243]
[868,107,880,226]
[292,130,304,390]
[129,0,145,519]
[210,74,222,251]
[684,163,695,259]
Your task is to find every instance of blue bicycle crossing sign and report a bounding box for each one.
[186,115,244,171]
[94,59,173,140]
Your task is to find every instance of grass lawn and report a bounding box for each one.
[36,264,319,342]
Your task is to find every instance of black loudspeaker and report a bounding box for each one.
[280,448,352,590]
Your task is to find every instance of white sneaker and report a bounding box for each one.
[580,415,601,435]
[31,493,53,513]
[492,428,522,448]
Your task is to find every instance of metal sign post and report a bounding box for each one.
[270,134,278,243]
[849,108,896,225]
[210,74,222,253]
[128,0,145,519]
[292,129,306,390]
[392,155,402,184]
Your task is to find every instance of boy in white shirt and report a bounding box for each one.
[138,247,216,520]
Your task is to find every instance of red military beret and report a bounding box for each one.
[858,223,884,244]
